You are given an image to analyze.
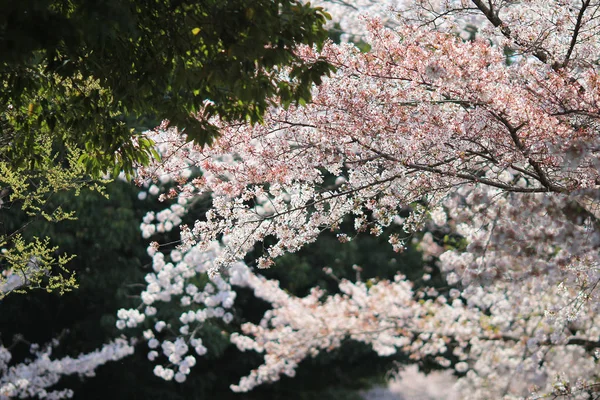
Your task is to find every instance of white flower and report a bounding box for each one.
[149,185,160,196]
[175,372,186,383]
[155,321,166,332]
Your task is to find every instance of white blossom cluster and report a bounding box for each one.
[0,339,134,399]
[115,241,244,384]
[302,0,404,41]
[140,202,186,239]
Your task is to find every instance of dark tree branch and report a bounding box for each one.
[351,134,558,193]
[563,0,591,68]
[471,0,550,64]
[491,112,565,192]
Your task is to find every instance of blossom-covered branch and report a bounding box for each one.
[0,339,134,399]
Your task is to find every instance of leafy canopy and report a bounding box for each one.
[0,0,333,177]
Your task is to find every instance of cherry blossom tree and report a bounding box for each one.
[130,1,600,398]
[4,1,600,399]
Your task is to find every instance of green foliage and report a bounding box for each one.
[0,137,107,297]
[258,223,425,296]
[441,234,468,252]
[0,180,147,345]
[0,235,77,297]
[0,0,334,177]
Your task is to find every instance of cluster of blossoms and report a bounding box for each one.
[303,0,404,41]
[139,202,187,239]
[305,0,491,42]
[0,339,134,400]
[115,241,242,383]
[133,1,600,398]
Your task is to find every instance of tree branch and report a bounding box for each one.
[563,0,591,68]
[491,112,565,192]
[471,0,550,64]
